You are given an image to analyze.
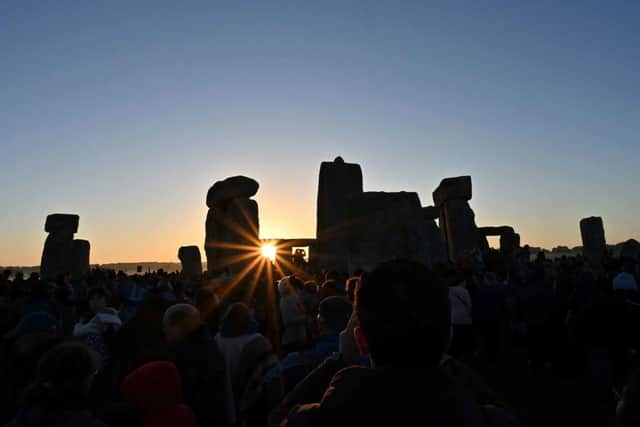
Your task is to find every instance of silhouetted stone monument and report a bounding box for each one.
[205,176,260,273]
[71,240,90,280]
[40,214,90,281]
[316,157,363,272]
[346,192,431,271]
[580,216,606,263]
[433,176,478,261]
[477,226,519,256]
[178,245,203,278]
[620,239,640,260]
[423,206,447,264]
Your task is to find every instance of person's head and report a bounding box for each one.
[88,287,109,315]
[163,304,201,344]
[304,281,318,294]
[219,302,256,338]
[194,287,219,317]
[122,361,197,427]
[318,297,352,336]
[354,260,450,368]
[23,342,99,409]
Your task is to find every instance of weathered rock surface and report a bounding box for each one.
[433,176,472,207]
[40,214,89,281]
[204,177,260,273]
[316,157,363,272]
[346,192,431,271]
[580,216,606,263]
[45,214,79,234]
[206,176,259,208]
[178,245,203,277]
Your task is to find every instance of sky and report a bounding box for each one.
[1,1,639,266]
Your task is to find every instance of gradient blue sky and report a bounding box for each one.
[2,1,639,265]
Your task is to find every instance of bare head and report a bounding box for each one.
[163,303,201,344]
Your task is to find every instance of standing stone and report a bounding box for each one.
[71,240,90,280]
[580,216,607,263]
[620,239,640,260]
[433,176,478,262]
[178,246,203,278]
[316,157,363,272]
[499,231,519,256]
[40,213,90,281]
[346,192,430,271]
[423,206,447,265]
[205,176,260,273]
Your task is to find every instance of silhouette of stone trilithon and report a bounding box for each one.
[205,176,260,273]
[178,246,203,278]
[316,157,363,272]
[433,176,478,261]
[478,226,520,255]
[40,214,90,281]
[580,216,606,263]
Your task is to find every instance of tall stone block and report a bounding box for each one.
[71,240,90,280]
[178,246,203,278]
[346,192,430,271]
[580,216,606,263]
[316,157,363,271]
[423,206,446,265]
[204,176,260,274]
[433,176,478,262]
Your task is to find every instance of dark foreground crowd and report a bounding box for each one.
[1,249,640,427]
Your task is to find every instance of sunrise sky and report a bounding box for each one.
[2,2,639,266]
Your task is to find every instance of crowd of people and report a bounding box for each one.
[1,247,640,426]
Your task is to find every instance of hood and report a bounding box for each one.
[122,361,184,419]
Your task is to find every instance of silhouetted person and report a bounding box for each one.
[8,342,106,427]
[215,302,278,427]
[283,260,490,426]
[121,361,197,427]
[164,303,227,427]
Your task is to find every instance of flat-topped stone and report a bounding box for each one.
[45,214,79,233]
[348,191,422,219]
[477,226,515,236]
[433,176,472,207]
[206,176,259,207]
[580,216,606,262]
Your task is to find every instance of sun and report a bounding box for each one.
[261,243,277,262]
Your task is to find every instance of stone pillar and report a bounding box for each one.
[433,176,478,262]
[71,240,90,280]
[316,156,363,272]
[580,216,606,263]
[205,176,260,273]
[41,214,89,281]
[346,192,430,271]
[423,206,447,265]
[499,231,518,256]
[178,246,203,278]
